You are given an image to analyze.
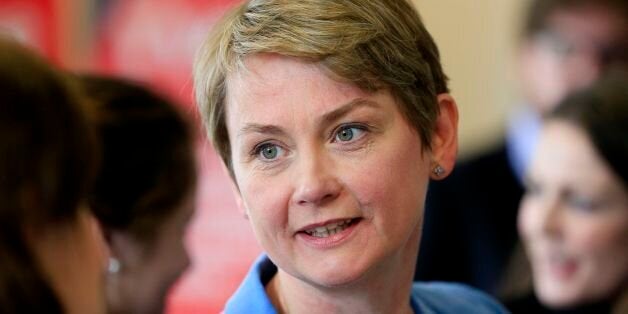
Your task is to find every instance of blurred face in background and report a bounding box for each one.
[519,120,628,308]
[519,5,627,113]
[108,195,194,314]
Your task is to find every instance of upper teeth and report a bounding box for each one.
[305,219,352,238]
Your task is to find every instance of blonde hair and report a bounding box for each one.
[194,0,449,176]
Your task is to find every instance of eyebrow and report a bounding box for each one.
[238,124,287,138]
[320,98,380,126]
[236,98,380,138]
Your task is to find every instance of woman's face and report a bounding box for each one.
[111,195,194,314]
[518,5,627,114]
[224,54,452,287]
[519,120,628,307]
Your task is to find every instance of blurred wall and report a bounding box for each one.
[413,0,531,158]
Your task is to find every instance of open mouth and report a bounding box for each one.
[301,218,360,238]
[544,251,578,279]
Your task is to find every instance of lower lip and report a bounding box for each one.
[547,259,578,280]
[296,220,361,249]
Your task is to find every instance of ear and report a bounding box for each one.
[105,230,139,312]
[429,93,459,180]
[218,160,249,220]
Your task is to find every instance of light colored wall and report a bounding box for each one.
[412,0,531,157]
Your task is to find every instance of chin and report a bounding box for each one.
[538,293,578,309]
[306,268,365,288]
[535,280,583,309]
[297,259,373,289]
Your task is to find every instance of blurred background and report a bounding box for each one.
[0,0,530,312]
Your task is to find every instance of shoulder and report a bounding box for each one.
[411,282,509,314]
[223,255,278,314]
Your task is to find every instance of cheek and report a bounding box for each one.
[238,173,291,235]
[348,160,389,205]
[349,139,428,221]
[138,238,190,304]
[520,48,566,112]
[568,218,628,292]
[161,237,190,278]
[568,218,628,259]
[517,198,535,240]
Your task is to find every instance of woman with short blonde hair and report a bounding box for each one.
[195,1,507,313]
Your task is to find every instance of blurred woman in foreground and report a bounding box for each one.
[0,37,106,314]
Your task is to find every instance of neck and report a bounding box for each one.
[266,227,421,314]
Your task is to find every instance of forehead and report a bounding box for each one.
[532,121,613,185]
[227,54,368,102]
[224,54,377,125]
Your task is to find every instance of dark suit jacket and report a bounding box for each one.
[415,143,524,294]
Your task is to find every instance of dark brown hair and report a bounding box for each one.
[550,69,628,188]
[0,37,98,313]
[79,76,196,247]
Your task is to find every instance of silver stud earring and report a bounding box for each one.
[108,257,121,274]
[432,165,446,177]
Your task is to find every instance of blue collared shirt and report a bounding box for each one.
[224,255,509,314]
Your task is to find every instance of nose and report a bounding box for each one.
[291,150,342,207]
[536,196,564,238]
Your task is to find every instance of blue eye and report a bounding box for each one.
[335,125,365,142]
[255,143,283,161]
